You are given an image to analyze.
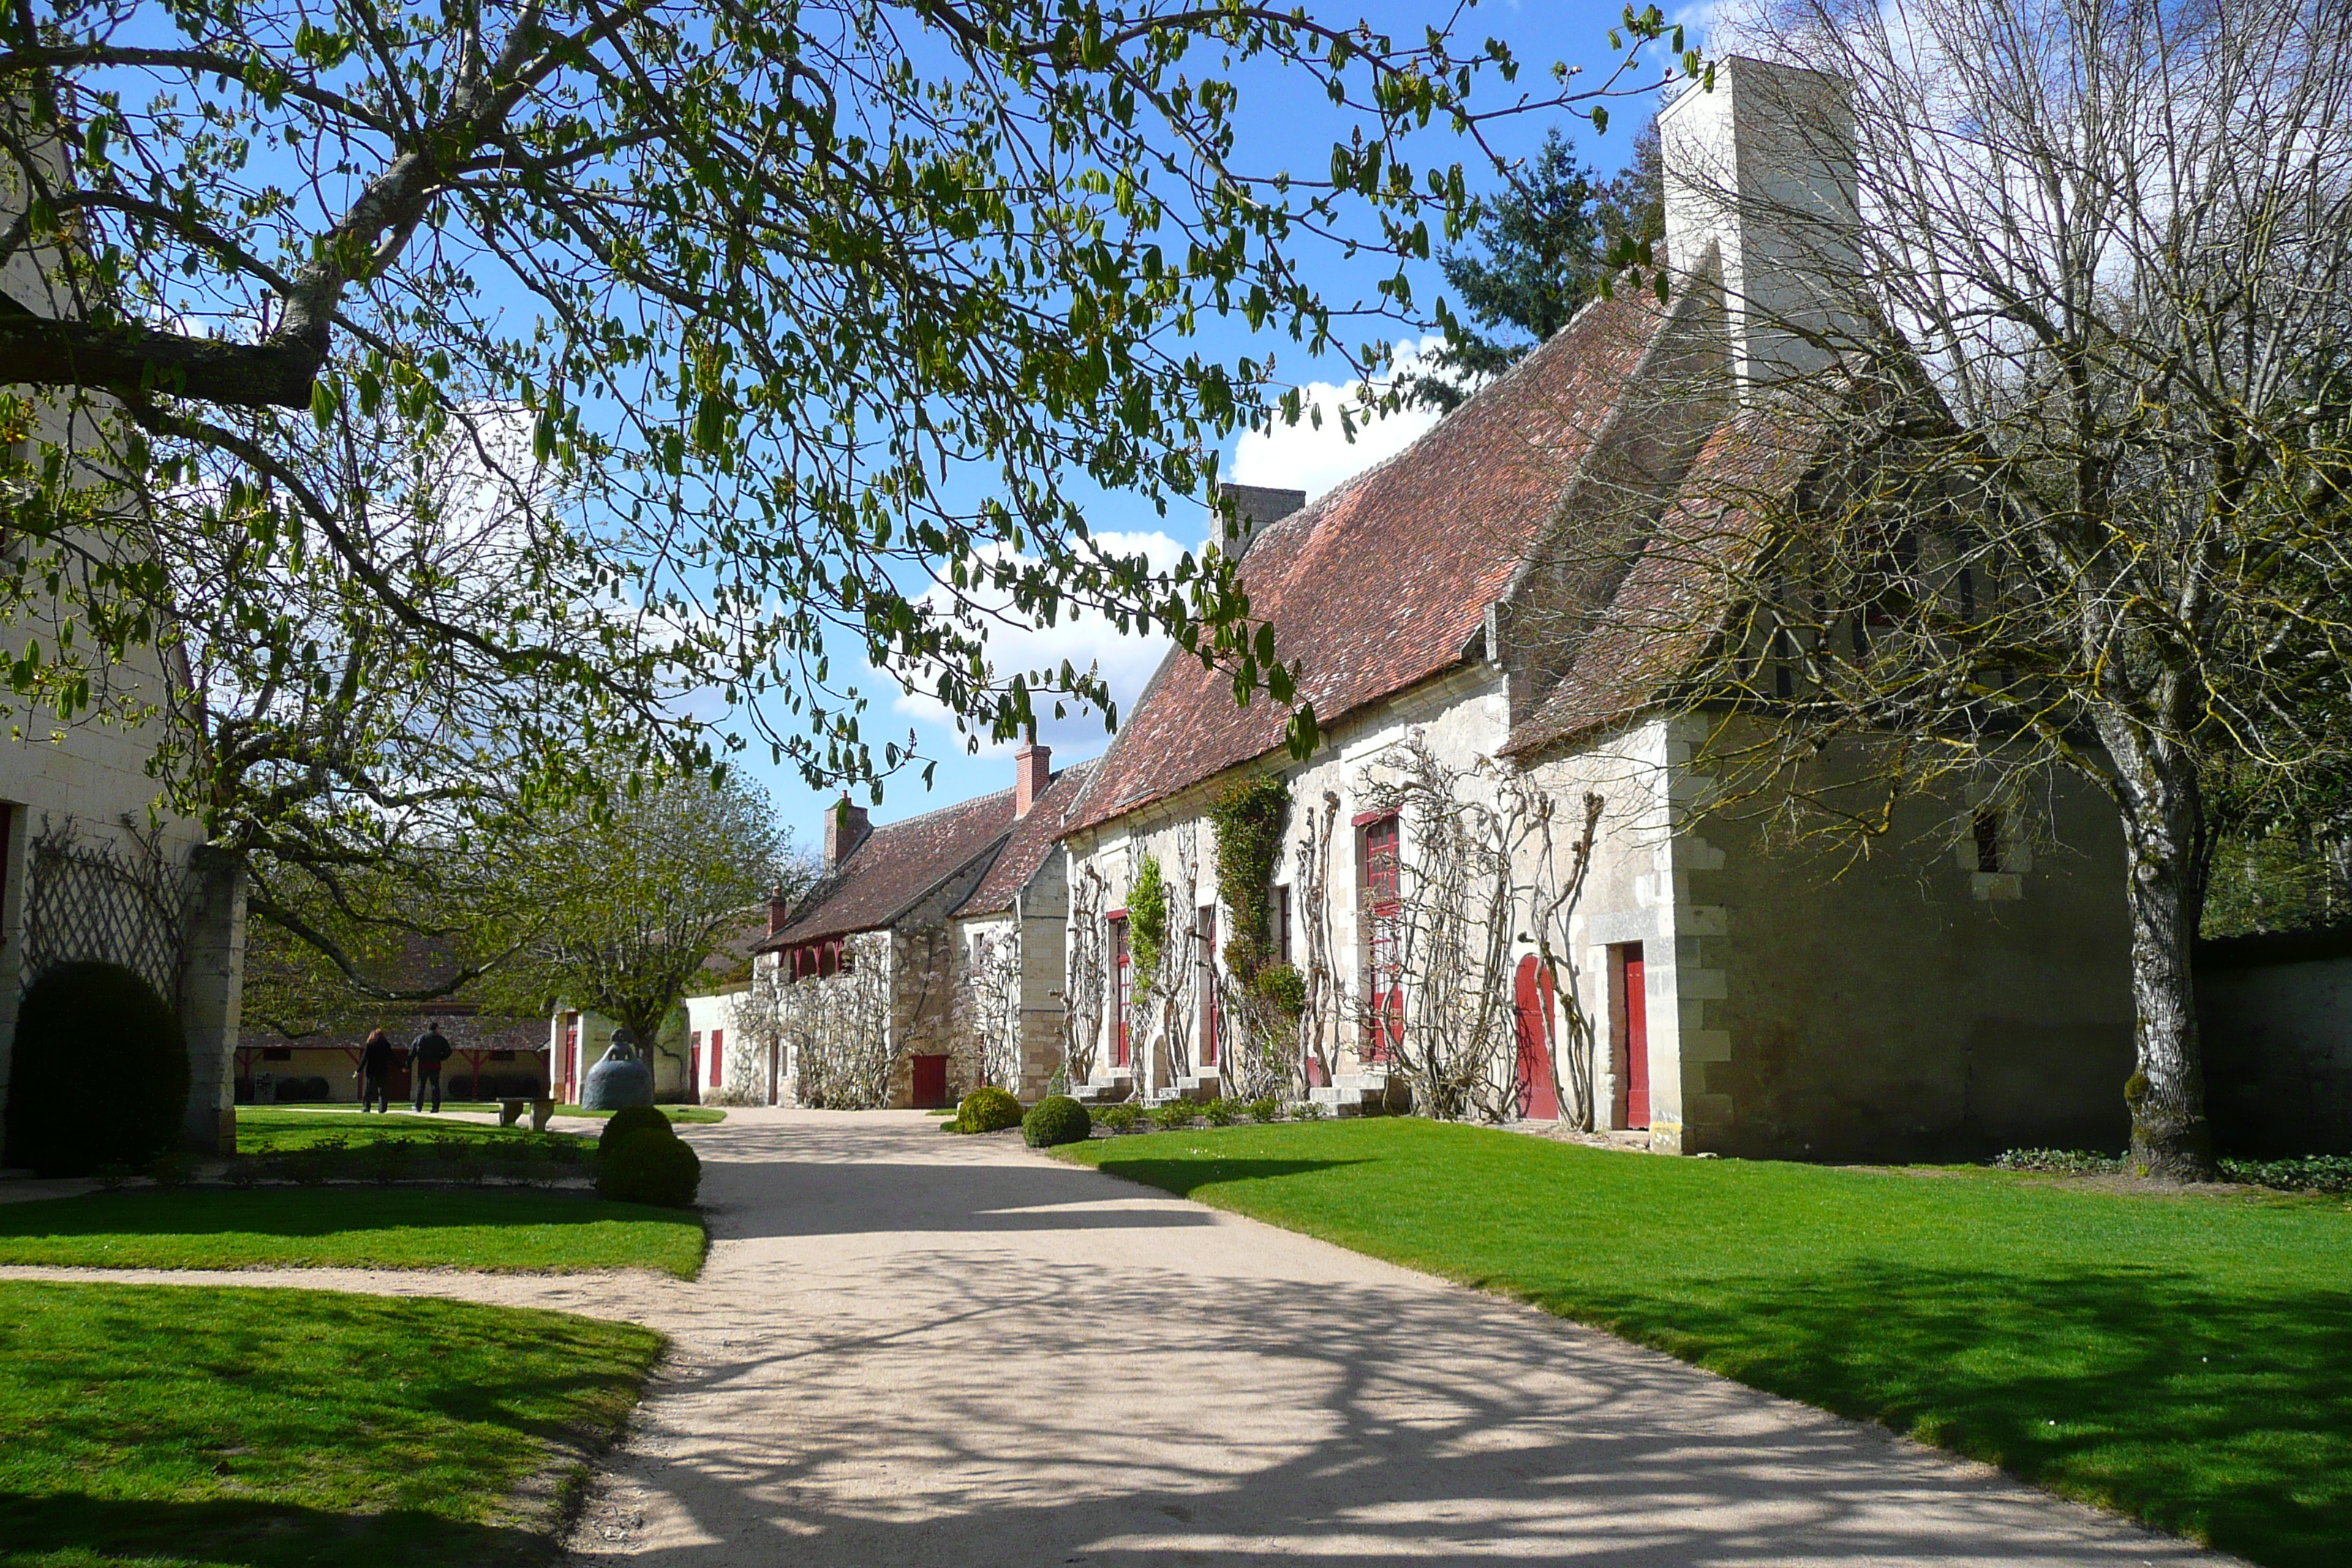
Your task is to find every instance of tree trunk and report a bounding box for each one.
[2103,722,2218,1179]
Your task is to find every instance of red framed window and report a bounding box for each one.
[1109,913,1131,1067]
[1275,884,1292,968]
[1357,813,1403,1061]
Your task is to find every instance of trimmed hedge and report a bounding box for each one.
[4,962,189,1175]
[599,1104,672,1154]
[956,1085,1023,1134]
[597,1126,701,1207]
[1021,1096,1090,1148]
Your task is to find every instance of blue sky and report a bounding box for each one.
[740,1,1694,853]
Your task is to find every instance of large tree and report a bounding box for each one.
[1,0,1700,777]
[476,772,807,1058]
[1646,0,2352,1176]
[1,0,1700,991]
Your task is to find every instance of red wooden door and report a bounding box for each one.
[911,1053,950,1109]
[1512,956,1559,1120]
[1621,946,1651,1130]
[562,1016,579,1101]
[1110,916,1131,1067]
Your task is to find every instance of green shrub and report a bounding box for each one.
[1202,1097,1241,1126]
[1245,1096,1281,1124]
[1096,1103,1142,1133]
[4,961,190,1176]
[956,1085,1023,1134]
[1290,1099,1327,1120]
[1022,1096,1091,1147]
[599,1104,674,1154]
[596,1128,701,1206]
[1148,1099,1198,1131]
[2218,1154,2352,1193]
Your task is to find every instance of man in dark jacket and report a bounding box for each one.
[410,1020,453,1112]
[358,1029,396,1112]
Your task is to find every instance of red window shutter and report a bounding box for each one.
[709,1029,723,1087]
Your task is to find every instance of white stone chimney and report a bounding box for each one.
[1660,56,1859,401]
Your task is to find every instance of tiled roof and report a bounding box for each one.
[1503,400,1828,755]
[764,789,1016,947]
[953,761,1098,919]
[1064,287,1684,833]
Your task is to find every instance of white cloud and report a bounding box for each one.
[886,528,1194,757]
[1228,336,1450,500]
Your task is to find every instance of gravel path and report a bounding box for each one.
[3,1108,2237,1566]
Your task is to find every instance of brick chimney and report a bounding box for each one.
[766,881,794,938]
[1014,736,1052,819]
[824,796,871,870]
[1215,482,1308,561]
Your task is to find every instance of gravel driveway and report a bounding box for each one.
[4,1108,2239,1565]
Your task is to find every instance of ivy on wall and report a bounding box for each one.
[1128,853,1169,995]
[1207,775,1289,978]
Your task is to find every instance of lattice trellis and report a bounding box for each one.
[23,818,189,1005]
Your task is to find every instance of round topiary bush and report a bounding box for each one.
[956,1085,1023,1134]
[596,1126,701,1206]
[4,961,189,1176]
[1022,1095,1091,1148]
[599,1104,673,1154]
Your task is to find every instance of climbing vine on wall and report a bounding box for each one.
[1128,853,1169,995]
[1207,775,1288,977]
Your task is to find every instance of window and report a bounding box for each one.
[261,1047,292,1062]
[1275,885,1292,968]
[1109,914,1131,1067]
[1974,809,2002,874]
[1357,813,1403,1060]
[1197,905,1219,1067]
[1772,625,1794,699]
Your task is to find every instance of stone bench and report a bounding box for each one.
[497,1098,557,1133]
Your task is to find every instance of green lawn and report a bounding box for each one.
[234,1107,592,1156]
[0,1280,659,1568]
[0,1188,706,1278]
[1058,1118,2352,1568]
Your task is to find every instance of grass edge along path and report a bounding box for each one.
[0,1187,707,1278]
[0,1279,660,1568]
[1056,1118,2351,1568]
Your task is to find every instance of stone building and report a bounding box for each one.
[1049,56,2136,1157]
[1,127,247,1155]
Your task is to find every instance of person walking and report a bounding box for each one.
[358,1028,396,1113]
[410,1019,453,1112]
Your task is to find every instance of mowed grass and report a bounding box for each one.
[235,1107,592,1156]
[1058,1118,2352,1567]
[0,1188,706,1278]
[0,1280,659,1568]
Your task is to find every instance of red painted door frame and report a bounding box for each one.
[1617,945,1651,1130]
[1109,915,1131,1067]
[1512,955,1559,1120]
